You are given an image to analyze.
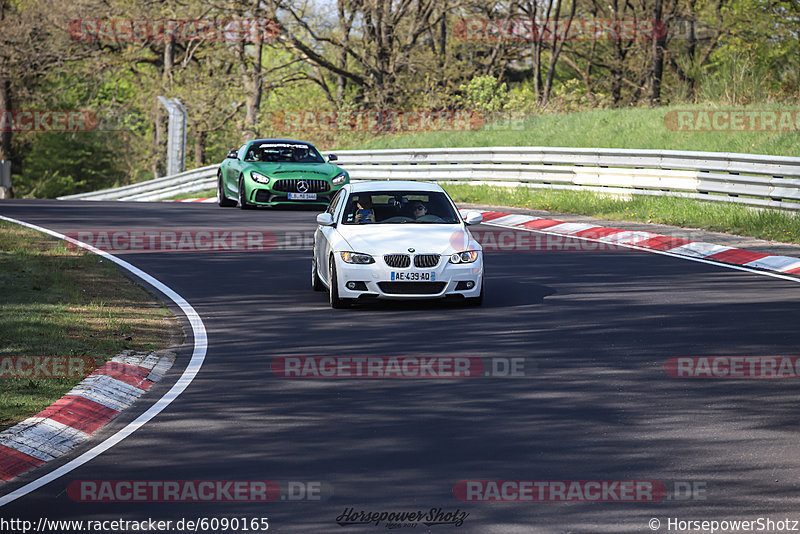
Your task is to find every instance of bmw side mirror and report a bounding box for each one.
[464,211,483,226]
[226,150,238,159]
[327,154,338,162]
[316,212,335,226]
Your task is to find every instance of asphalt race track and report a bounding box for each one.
[1,199,800,533]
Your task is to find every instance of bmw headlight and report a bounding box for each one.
[340,251,375,264]
[449,251,480,264]
[251,172,270,184]
[332,172,348,186]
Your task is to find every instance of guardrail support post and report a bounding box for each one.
[157,97,187,177]
[0,160,11,199]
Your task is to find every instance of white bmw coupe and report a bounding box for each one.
[312,181,484,308]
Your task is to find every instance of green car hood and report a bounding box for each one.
[243,162,343,178]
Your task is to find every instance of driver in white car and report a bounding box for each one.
[411,201,428,219]
[354,195,376,223]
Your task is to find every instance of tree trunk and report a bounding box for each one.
[153,39,174,178]
[542,0,576,106]
[335,0,351,104]
[194,129,206,167]
[152,106,166,178]
[163,39,174,85]
[0,78,12,198]
[650,0,665,104]
[524,0,543,103]
[243,38,263,140]
[686,20,697,101]
[1,2,9,165]
[0,79,11,162]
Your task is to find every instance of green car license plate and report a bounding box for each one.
[288,192,317,200]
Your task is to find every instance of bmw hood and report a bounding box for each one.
[336,225,480,256]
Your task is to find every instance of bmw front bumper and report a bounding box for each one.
[332,254,483,300]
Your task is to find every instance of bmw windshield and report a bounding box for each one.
[342,191,460,224]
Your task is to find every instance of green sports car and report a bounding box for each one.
[217,139,349,208]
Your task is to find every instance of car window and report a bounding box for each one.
[245,142,325,163]
[341,191,459,224]
[236,144,248,160]
[327,189,344,216]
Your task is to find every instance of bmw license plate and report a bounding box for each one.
[391,272,435,281]
[288,192,317,200]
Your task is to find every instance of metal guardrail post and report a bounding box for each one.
[157,97,187,177]
[0,160,11,199]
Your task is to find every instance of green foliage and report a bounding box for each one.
[548,79,608,112]
[458,76,509,113]
[16,132,127,198]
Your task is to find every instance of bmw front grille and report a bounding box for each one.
[413,254,440,268]
[384,254,411,268]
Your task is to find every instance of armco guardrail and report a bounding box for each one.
[58,164,219,202]
[58,147,800,210]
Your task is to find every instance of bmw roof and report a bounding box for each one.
[348,180,447,193]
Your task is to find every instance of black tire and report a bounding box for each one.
[328,256,349,309]
[312,256,325,291]
[238,175,253,209]
[217,172,236,207]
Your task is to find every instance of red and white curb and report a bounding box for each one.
[167,197,216,203]
[0,350,175,483]
[477,210,800,277]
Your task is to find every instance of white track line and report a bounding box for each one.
[483,220,800,285]
[0,215,208,507]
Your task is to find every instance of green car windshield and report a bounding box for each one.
[342,191,460,224]
[244,142,324,163]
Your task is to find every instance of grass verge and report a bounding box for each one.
[338,105,800,156]
[0,221,182,431]
[444,184,800,244]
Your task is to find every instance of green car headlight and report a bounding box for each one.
[251,172,270,184]
[340,251,374,264]
[332,172,348,186]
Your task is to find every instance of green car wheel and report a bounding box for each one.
[218,172,236,207]
[238,175,252,210]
